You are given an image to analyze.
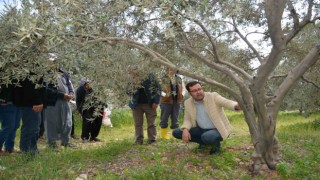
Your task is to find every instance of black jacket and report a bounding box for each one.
[44,83,65,107]
[0,84,13,103]
[76,85,90,113]
[76,85,107,116]
[12,78,45,107]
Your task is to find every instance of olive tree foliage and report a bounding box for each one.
[274,25,320,115]
[1,0,320,173]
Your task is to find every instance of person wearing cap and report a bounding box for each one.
[76,78,106,142]
[44,55,75,149]
[172,81,241,155]
[126,66,161,145]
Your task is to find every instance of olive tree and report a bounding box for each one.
[1,0,319,173]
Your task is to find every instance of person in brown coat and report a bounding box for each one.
[159,67,184,139]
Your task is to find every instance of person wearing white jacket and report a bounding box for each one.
[172,81,241,155]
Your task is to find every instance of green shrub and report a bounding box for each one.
[276,162,289,178]
[110,108,134,126]
[311,119,320,130]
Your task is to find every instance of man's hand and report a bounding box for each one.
[64,94,73,101]
[32,104,43,112]
[152,103,158,110]
[182,129,191,142]
[234,103,241,111]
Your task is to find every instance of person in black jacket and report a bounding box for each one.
[76,78,107,143]
[12,76,45,155]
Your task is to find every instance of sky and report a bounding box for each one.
[0,0,20,13]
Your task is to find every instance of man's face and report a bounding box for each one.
[166,68,175,76]
[84,82,92,89]
[189,83,204,101]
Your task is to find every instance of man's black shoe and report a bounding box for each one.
[62,143,77,148]
[197,144,206,150]
[90,137,103,142]
[134,141,143,145]
[209,147,220,155]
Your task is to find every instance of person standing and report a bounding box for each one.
[159,67,184,139]
[44,66,75,149]
[126,66,161,145]
[172,81,241,155]
[12,76,45,155]
[76,78,106,142]
[0,84,21,155]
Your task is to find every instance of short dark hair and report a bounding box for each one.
[186,81,201,92]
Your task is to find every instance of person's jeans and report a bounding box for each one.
[172,127,223,149]
[20,107,41,154]
[5,106,20,151]
[0,104,19,151]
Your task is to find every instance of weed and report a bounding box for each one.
[311,119,320,130]
[276,162,289,178]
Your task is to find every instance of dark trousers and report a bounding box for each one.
[38,110,45,138]
[81,109,102,140]
[172,127,223,149]
[159,100,181,129]
[20,107,41,154]
[132,104,157,144]
[71,113,75,136]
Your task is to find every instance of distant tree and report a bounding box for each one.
[0,0,319,173]
[274,25,320,114]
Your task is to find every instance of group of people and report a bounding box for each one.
[1,62,241,156]
[0,57,106,156]
[126,66,241,155]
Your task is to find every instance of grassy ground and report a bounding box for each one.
[0,109,319,179]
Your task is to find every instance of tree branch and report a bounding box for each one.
[173,9,220,62]
[285,0,314,44]
[254,0,287,89]
[287,0,300,30]
[232,18,263,64]
[180,32,247,88]
[67,35,241,100]
[301,75,320,89]
[272,45,320,106]
[173,10,252,81]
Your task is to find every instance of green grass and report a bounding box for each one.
[0,109,319,179]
